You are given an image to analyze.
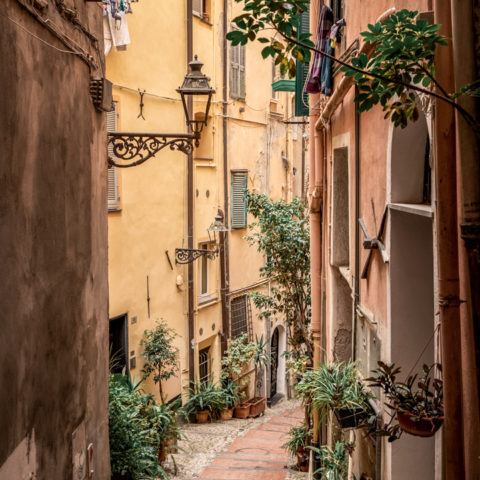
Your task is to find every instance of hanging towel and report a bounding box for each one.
[107,10,131,51]
[305,5,333,94]
[320,38,334,96]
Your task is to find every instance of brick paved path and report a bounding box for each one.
[198,406,305,480]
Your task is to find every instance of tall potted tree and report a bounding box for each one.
[141,319,179,405]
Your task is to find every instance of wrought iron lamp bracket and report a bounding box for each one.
[107,132,197,168]
[175,247,219,265]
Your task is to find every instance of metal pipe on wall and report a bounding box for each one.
[187,0,195,386]
[450,2,480,476]
[433,1,465,477]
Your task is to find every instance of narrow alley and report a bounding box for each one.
[168,400,307,480]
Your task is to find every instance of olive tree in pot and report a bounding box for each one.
[367,362,444,440]
[141,319,179,405]
[248,334,270,417]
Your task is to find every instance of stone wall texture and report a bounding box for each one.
[0,0,109,478]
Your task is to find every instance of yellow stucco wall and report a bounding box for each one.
[106,0,306,403]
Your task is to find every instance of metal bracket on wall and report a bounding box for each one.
[174,248,219,264]
[107,132,197,168]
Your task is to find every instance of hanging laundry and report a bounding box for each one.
[305,5,333,94]
[103,0,132,53]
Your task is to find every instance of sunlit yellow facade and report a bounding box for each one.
[106,0,307,403]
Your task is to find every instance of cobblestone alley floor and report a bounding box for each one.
[164,398,309,480]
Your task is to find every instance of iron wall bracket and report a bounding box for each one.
[175,248,218,264]
[107,132,197,168]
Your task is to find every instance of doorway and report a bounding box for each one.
[270,328,279,397]
[109,314,128,374]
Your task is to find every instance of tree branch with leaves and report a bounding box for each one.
[226,3,479,130]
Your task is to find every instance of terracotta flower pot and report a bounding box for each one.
[248,397,266,417]
[196,410,210,424]
[297,451,309,472]
[220,408,234,420]
[397,411,444,437]
[234,403,251,419]
[164,437,178,454]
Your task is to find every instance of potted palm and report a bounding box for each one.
[248,334,270,417]
[295,361,372,429]
[367,362,444,439]
[183,381,223,424]
[282,425,311,472]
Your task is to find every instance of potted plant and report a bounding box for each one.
[141,319,179,405]
[220,334,256,419]
[367,362,444,439]
[282,425,311,472]
[219,380,239,420]
[248,334,270,417]
[295,361,372,429]
[183,381,223,424]
[310,441,355,480]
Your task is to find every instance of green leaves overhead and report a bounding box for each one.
[226,0,314,78]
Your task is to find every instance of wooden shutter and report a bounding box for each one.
[231,171,247,229]
[107,102,119,211]
[230,34,245,99]
[295,8,310,116]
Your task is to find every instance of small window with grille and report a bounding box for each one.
[199,347,211,384]
[230,295,252,340]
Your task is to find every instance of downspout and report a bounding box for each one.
[187,0,195,386]
[449,2,480,477]
[301,123,306,200]
[433,1,465,477]
[353,85,360,361]
[309,3,322,476]
[220,0,230,358]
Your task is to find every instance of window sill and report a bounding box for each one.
[198,296,218,309]
[108,207,122,213]
[389,203,433,218]
[193,13,212,26]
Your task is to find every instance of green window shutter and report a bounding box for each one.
[295,7,310,116]
[231,172,247,229]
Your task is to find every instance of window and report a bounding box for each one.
[109,314,128,374]
[199,347,211,384]
[230,295,252,339]
[230,33,246,100]
[231,171,247,229]
[193,0,204,16]
[199,243,211,299]
[107,102,119,211]
[295,8,310,116]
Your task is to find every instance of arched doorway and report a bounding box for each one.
[269,325,287,402]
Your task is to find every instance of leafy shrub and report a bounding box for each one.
[109,373,167,479]
[182,381,224,418]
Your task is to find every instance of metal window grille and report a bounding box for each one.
[230,31,246,99]
[199,347,211,384]
[107,102,119,211]
[230,295,253,340]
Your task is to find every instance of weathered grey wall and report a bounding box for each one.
[0,0,109,478]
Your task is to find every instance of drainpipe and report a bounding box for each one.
[433,1,465,477]
[310,2,322,477]
[221,0,230,358]
[353,86,360,361]
[301,123,306,200]
[450,2,480,477]
[187,0,195,386]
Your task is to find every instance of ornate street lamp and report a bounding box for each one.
[175,213,228,265]
[108,56,215,168]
